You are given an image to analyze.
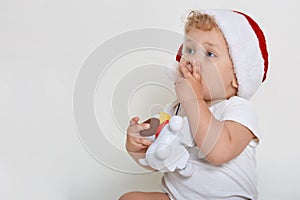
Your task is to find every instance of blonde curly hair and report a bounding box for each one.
[184,10,217,33]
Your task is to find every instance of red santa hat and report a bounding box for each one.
[176,9,269,99]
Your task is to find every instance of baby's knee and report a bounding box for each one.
[119,192,138,200]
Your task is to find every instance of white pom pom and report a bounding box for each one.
[169,116,183,131]
[165,61,179,81]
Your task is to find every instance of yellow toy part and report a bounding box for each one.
[158,112,171,123]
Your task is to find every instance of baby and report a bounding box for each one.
[120,9,268,200]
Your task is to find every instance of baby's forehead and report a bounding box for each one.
[183,28,227,49]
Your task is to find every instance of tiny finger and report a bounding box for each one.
[130,123,150,133]
[192,67,201,80]
[180,65,192,79]
[129,116,139,126]
[139,138,152,146]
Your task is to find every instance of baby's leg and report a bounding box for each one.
[119,191,170,200]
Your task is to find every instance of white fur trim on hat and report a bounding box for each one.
[201,9,268,99]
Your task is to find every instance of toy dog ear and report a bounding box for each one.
[140,118,160,137]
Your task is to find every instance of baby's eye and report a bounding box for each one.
[184,48,195,55]
[206,51,216,58]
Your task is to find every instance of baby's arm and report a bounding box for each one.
[181,99,254,165]
[176,63,254,165]
[126,116,156,171]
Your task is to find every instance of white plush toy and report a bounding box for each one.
[138,56,197,176]
[139,112,195,177]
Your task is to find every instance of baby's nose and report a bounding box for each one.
[181,58,201,72]
[184,60,193,72]
[182,54,193,63]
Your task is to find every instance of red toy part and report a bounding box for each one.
[155,120,169,138]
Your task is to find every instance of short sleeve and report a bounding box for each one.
[223,96,262,144]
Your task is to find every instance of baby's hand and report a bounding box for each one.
[175,61,203,103]
[126,116,152,153]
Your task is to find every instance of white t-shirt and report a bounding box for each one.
[161,96,261,200]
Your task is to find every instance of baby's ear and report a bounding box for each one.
[231,78,239,89]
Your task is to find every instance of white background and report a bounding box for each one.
[1,0,300,199]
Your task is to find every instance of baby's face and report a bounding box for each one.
[180,27,238,101]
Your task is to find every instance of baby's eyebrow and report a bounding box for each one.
[183,38,194,44]
[184,39,221,52]
[203,42,221,52]
[203,42,218,47]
